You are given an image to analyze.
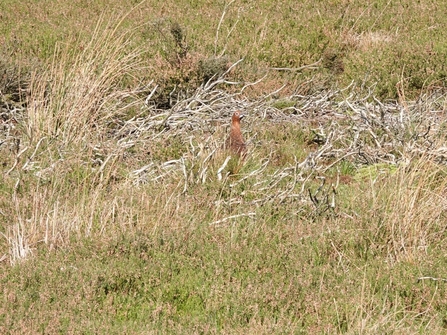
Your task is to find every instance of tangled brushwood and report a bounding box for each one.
[1,56,447,263]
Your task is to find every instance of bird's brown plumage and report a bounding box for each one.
[226,111,246,157]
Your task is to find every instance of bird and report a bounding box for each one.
[225,110,246,157]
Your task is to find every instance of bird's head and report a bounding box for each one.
[232,111,245,123]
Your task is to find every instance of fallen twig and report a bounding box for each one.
[417,276,447,283]
[209,212,256,226]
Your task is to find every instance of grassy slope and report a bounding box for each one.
[1,1,447,334]
[1,0,447,98]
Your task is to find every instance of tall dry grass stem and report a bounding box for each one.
[26,16,144,146]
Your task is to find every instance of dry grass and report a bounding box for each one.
[2,2,447,333]
[372,157,447,263]
[26,16,144,145]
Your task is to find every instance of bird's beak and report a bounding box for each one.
[239,114,245,120]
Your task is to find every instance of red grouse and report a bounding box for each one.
[226,111,246,157]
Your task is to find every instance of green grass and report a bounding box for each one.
[2,0,447,334]
[1,0,447,99]
[2,210,447,333]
